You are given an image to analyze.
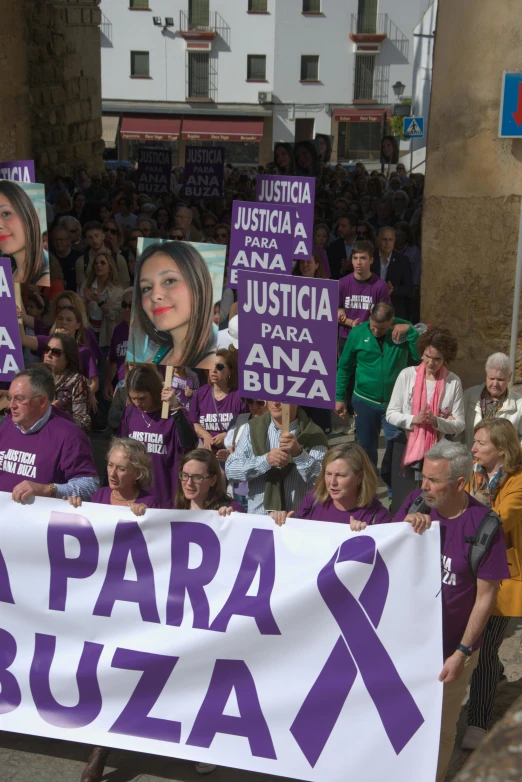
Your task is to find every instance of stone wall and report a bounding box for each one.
[422,0,522,385]
[0,0,104,184]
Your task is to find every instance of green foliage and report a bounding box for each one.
[389,99,413,139]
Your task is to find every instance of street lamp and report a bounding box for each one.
[392,81,406,100]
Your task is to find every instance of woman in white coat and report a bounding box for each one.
[462,352,522,448]
[386,327,465,511]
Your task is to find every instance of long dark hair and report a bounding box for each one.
[47,331,80,374]
[126,364,163,409]
[0,180,46,284]
[175,449,232,510]
[133,241,215,367]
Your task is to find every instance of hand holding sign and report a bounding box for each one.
[266,448,289,468]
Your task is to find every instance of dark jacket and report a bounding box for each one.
[371,250,413,320]
[327,238,352,280]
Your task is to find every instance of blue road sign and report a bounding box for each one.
[499,72,522,138]
[403,117,424,138]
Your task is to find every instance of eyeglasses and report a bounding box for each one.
[179,471,210,484]
[42,345,64,358]
[105,228,118,235]
[214,363,227,371]
[7,393,45,404]
[121,301,132,309]
[215,233,228,239]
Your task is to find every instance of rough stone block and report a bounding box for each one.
[80,100,91,121]
[64,102,82,125]
[66,8,81,25]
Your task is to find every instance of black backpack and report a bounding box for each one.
[407,494,502,578]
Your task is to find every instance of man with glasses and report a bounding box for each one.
[103,288,133,401]
[174,205,202,242]
[0,367,99,502]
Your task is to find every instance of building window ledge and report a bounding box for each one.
[128,7,152,10]
[247,10,270,13]
[130,75,152,79]
[352,98,378,104]
[186,97,214,102]
[299,80,321,84]
[246,79,268,83]
[301,12,324,15]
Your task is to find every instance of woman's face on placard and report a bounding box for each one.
[275,146,291,169]
[139,252,192,335]
[296,146,312,169]
[0,194,25,257]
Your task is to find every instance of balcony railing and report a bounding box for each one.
[180,8,216,33]
[350,13,388,36]
[100,11,112,44]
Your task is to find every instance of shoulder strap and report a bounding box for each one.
[232,413,251,447]
[465,509,502,579]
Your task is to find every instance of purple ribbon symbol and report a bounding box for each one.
[291,536,424,767]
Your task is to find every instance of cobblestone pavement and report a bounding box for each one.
[2,426,521,781]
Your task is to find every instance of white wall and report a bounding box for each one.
[411,0,438,157]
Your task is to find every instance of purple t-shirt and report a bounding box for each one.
[394,490,510,659]
[91,486,160,508]
[297,493,392,525]
[0,408,97,492]
[35,334,98,380]
[189,386,249,436]
[338,273,391,338]
[171,369,199,411]
[119,405,194,508]
[33,320,102,366]
[108,321,130,382]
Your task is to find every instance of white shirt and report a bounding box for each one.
[386,366,465,437]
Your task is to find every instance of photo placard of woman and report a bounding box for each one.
[0,180,49,286]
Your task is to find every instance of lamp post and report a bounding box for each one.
[392,81,406,100]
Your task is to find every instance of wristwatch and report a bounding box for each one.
[456,643,472,657]
[48,483,57,498]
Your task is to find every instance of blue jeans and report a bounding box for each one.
[352,396,397,469]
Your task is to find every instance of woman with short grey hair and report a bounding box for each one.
[462,352,522,447]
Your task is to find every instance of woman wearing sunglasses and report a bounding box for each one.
[189,349,249,463]
[42,333,91,431]
[81,250,124,349]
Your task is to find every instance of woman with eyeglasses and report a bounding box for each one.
[175,448,245,513]
[119,364,198,508]
[103,288,133,401]
[189,349,249,463]
[41,333,91,431]
[81,250,124,350]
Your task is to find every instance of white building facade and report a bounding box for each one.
[411,0,437,166]
[100,0,427,165]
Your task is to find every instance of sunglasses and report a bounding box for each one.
[121,301,132,309]
[105,228,118,235]
[215,233,228,239]
[214,363,227,371]
[42,345,64,358]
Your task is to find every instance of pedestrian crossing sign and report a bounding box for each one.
[403,117,424,138]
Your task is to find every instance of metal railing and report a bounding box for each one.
[180,7,215,32]
[353,54,376,100]
[100,11,112,44]
[350,12,388,35]
[186,52,217,101]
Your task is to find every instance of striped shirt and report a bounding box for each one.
[225,418,327,515]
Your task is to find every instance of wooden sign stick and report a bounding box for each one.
[161,365,174,419]
[281,403,290,434]
[14,283,24,325]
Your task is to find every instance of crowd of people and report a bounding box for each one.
[0,156,520,782]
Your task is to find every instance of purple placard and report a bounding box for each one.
[136,148,172,196]
[256,174,315,260]
[0,160,35,183]
[0,259,24,381]
[228,201,308,289]
[184,146,224,198]
[238,270,338,409]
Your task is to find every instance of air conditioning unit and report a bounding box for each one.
[258,91,273,104]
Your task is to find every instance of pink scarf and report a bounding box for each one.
[402,363,447,467]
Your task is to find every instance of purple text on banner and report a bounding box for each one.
[256,175,315,260]
[238,270,339,409]
[137,148,172,197]
[184,146,224,199]
[0,160,35,183]
[0,259,24,381]
[228,201,308,289]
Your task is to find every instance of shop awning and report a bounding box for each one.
[102,115,119,148]
[181,117,264,142]
[333,109,391,122]
[120,117,181,141]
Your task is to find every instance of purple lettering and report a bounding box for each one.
[110,648,181,742]
[0,628,21,714]
[167,522,220,630]
[187,659,276,759]
[47,512,99,612]
[29,633,103,728]
[93,521,160,623]
[210,529,280,634]
[0,548,14,604]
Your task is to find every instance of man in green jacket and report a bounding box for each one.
[336,301,420,467]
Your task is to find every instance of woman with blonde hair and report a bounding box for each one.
[271,443,392,527]
[462,417,522,750]
[81,249,124,348]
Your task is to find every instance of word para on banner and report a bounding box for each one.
[238,271,338,408]
[0,160,35,183]
[0,260,24,380]
[184,146,224,199]
[228,201,309,288]
[137,148,172,196]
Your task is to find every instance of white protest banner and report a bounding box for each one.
[238,270,338,408]
[0,494,443,782]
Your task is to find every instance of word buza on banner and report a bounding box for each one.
[0,494,443,782]
[238,270,338,407]
[0,160,35,183]
[228,201,310,288]
[0,259,24,380]
[184,146,224,199]
[256,175,315,259]
[137,149,172,197]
